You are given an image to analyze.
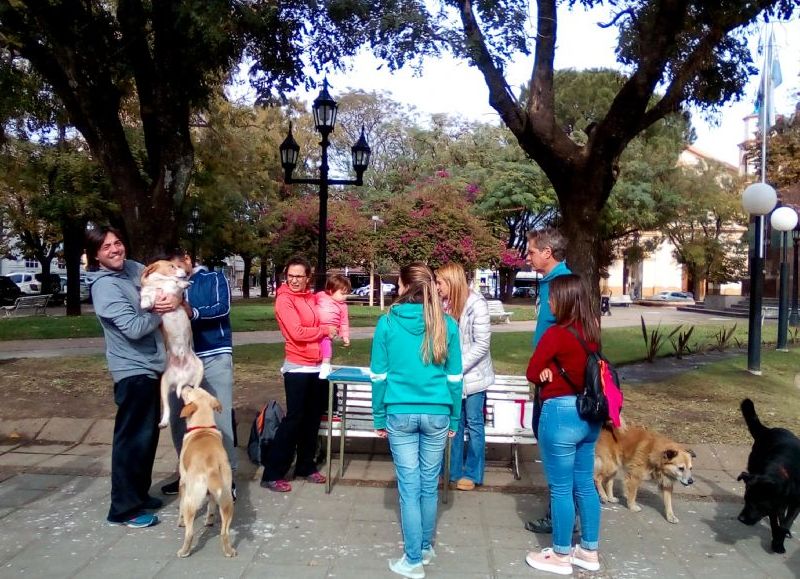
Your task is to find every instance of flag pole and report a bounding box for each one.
[760,22,771,185]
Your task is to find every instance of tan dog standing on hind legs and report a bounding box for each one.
[594,424,695,523]
[140,260,204,428]
[177,386,236,557]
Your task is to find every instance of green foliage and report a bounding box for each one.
[669,325,696,359]
[709,324,738,352]
[749,110,800,191]
[640,316,682,363]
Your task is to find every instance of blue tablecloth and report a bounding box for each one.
[328,367,371,383]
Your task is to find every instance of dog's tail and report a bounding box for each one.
[741,398,767,439]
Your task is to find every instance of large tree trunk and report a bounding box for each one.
[260,258,269,298]
[241,254,253,299]
[555,168,612,315]
[63,219,85,316]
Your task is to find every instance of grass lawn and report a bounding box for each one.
[1,325,797,444]
[229,330,800,444]
[0,301,537,341]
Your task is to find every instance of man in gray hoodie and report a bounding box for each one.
[85,226,179,528]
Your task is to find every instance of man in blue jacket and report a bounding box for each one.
[525,228,572,535]
[159,249,237,498]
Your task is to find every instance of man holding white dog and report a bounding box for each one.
[159,249,238,499]
[85,226,181,529]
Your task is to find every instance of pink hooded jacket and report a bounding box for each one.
[315,291,350,341]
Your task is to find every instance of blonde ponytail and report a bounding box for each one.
[397,262,450,365]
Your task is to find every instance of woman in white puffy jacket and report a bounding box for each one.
[435,262,495,490]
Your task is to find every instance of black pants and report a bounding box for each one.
[107,374,161,522]
[262,372,326,481]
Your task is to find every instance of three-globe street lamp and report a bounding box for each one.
[279,79,372,291]
[186,203,203,265]
[770,206,799,351]
[741,182,777,374]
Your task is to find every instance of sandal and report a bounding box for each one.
[261,479,292,492]
[305,471,327,484]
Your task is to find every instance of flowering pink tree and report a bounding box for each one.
[379,175,502,270]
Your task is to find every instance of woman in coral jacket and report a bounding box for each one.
[260,255,337,492]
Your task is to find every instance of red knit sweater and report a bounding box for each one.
[526,324,599,401]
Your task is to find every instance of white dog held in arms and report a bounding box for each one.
[140,259,204,428]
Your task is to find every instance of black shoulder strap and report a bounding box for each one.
[564,326,592,355]
[553,326,597,394]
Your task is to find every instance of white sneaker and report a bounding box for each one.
[389,554,425,579]
[421,546,436,565]
[319,363,332,380]
[570,545,600,571]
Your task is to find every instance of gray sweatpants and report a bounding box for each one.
[169,353,238,471]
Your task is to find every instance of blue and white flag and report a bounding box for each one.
[754,29,783,130]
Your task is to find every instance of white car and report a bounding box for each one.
[650,291,695,302]
[353,283,396,297]
[60,275,91,303]
[8,272,40,295]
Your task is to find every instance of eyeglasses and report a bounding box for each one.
[286,274,307,280]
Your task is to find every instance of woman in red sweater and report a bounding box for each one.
[260,256,336,492]
[524,274,602,575]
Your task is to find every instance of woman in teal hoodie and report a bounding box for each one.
[370,262,463,579]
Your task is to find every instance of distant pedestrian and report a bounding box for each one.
[260,256,336,492]
[316,274,351,379]
[371,262,463,579]
[85,226,180,529]
[435,262,494,491]
[524,274,602,575]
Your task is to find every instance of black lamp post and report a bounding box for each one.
[790,226,800,327]
[771,206,798,351]
[279,79,371,291]
[741,182,777,374]
[186,204,203,264]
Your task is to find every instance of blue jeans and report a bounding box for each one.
[449,391,486,484]
[387,413,449,565]
[538,396,601,555]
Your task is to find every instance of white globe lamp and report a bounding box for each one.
[742,182,777,216]
[771,206,798,232]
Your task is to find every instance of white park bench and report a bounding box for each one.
[320,368,535,501]
[486,299,514,324]
[609,294,633,307]
[2,294,52,317]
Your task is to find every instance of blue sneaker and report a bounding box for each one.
[109,513,159,528]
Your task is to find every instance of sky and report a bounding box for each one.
[269,5,800,168]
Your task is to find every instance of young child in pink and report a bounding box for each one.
[315,274,351,379]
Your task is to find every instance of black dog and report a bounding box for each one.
[737,398,800,554]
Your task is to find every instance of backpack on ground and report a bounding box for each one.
[247,400,285,465]
[554,327,623,427]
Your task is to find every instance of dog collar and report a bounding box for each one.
[185,425,218,432]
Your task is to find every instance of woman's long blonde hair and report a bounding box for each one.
[435,262,469,322]
[395,262,449,365]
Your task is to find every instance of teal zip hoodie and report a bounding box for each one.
[370,302,463,430]
[85,260,165,382]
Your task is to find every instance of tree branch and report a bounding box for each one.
[455,0,524,135]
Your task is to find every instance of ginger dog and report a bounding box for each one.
[140,259,204,428]
[594,424,695,523]
[177,386,236,558]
